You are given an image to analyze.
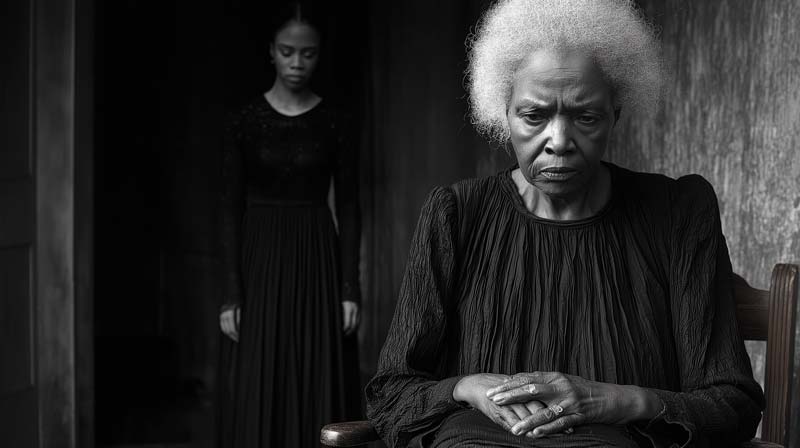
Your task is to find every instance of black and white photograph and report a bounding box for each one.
[0,0,799,447]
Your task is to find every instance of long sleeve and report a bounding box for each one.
[365,187,466,448]
[333,115,362,303]
[218,112,245,309]
[637,175,765,447]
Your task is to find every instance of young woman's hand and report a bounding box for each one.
[485,371,662,438]
[342,300,360,335]
[219,305,241,342]
[453,374,548,432]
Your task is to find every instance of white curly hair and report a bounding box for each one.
[467,0,663,142]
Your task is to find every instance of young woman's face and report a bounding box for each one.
[270,21,320,91]
[506,49,617,199]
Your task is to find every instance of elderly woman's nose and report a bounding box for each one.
[544,117,574,155]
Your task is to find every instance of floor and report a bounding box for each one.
[95,336,214,447]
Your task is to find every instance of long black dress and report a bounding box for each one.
[366,163,764,448]
[218,97,361,447]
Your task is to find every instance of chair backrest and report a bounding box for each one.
[732,264,799,446]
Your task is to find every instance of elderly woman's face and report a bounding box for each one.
[507,50,616,198]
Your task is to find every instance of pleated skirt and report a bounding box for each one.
[219,203,361,447]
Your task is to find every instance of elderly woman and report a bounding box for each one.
[365,0,764,447]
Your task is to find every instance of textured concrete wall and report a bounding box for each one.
[609,0,800,441]
[612,0,800,290]
[608,0,800,371]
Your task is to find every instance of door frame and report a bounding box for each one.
[34,0,93,446]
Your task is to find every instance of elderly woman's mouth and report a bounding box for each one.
[539,167,578,181]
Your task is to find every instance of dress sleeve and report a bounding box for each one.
[219,111,245,310]
[333,114,362,303]
[365,186,467,448]
[636,175,765,447]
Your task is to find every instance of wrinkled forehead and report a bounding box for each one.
[511,49,613,105]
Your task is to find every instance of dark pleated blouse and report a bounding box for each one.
[365,163,764,447]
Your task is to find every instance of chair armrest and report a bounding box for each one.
[320,420,380,447]
[319,425,780,448]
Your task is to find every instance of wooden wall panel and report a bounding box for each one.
[0,388,37,448]
[75,0,94,445]
[0,247,33,394]
[0,0,37,445]
[360,0,494,375]
[35,0,77,445]
[0,0,32,180]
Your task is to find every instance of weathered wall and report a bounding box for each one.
[613,0,800,294]
[610,0,800,440]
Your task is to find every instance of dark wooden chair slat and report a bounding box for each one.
[761,265,798,445]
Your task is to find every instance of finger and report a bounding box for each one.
[223,320,234,339]
[223,315,239,342]
[525,400,546,413]
[342,305,351,333]
[343,309,353,334]
[487,372,553,396]
[231,315,239,341]
[223,326,234,341]
[491,383,558,405]
[508,403,532,422]
[528,414,583,438]
[487,374,534,396]
[510,404,563,436]
[347,308,357,334]
[491,404,521,432]
[221,315,232,335]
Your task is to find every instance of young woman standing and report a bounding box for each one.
[218,4,362,446]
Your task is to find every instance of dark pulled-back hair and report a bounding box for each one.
[268,1,322,42]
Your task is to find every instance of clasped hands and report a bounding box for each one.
[452,371,661,438]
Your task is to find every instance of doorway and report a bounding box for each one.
[92,1,370,446]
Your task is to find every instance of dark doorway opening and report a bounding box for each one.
[93,1,370,446]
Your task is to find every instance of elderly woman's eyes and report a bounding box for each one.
[522,112,548,125]
[576,114,601,125]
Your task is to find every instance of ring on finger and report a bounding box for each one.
[550,404,564,416]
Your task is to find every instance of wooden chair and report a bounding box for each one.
[733,264,798,447]
[322,264,799,447]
